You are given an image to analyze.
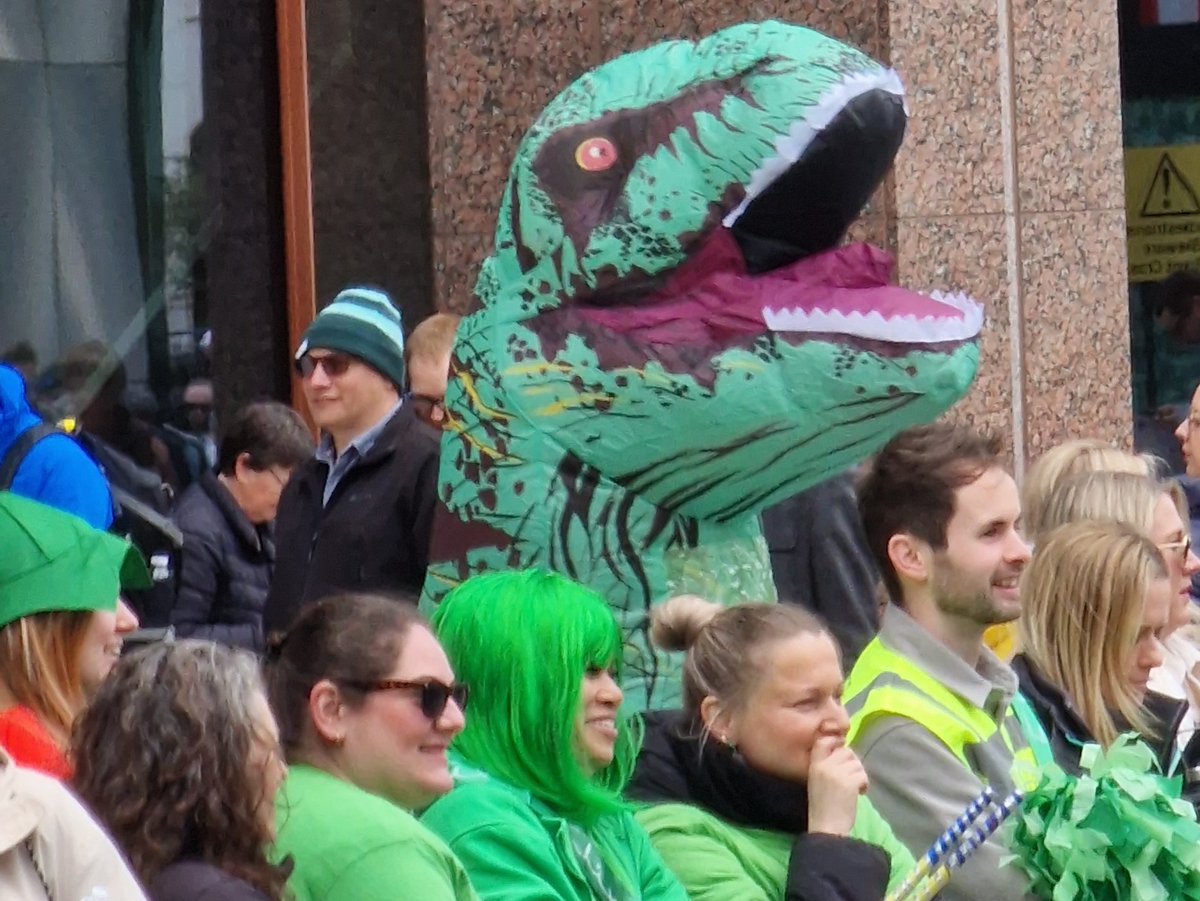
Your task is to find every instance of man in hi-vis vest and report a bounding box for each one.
[845,422,1037,901]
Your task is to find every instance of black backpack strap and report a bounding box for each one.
[0,422,63,490]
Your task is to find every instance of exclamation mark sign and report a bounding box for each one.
[1164,167,1172,210]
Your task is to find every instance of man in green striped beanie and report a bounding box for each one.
[263,287,442,634]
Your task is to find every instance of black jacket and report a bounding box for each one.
[1012,654,1200,788]
[762,471,880,667]
[170,471,272,652]
[263,405,440,636]
[150,860,270,901]
[628,710,890,901]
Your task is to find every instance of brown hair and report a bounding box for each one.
[0,611,92,747]
[651,596,829,724]
[1019,519,1167,747]
[72,641,290,897]
[404,313,461,368]
[264,593,425,762]
[857,422,1005,605]
[217,400,314,476]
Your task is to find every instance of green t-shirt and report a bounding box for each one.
[273,764,479,901]
[634,795,914,901]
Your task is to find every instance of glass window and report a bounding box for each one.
[1120,4,1200,472]
[1,0,213,489]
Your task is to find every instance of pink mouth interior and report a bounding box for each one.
[576,228,966,344]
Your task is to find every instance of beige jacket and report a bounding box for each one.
[0,749,146,900]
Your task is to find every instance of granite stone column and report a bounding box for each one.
[422,0,889,313]
[888,0,1130,470]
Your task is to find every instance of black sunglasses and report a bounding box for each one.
[345,678,469,720]
[295,352,354,379]
[406,392,447,428]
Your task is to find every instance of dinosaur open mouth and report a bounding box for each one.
[530,65,982,374]
[726,71,908,274]
[569,227,983,352]
[759,242,984,346]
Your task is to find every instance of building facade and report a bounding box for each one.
[3,0,1195,473]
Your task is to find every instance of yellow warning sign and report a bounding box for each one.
[1127,145,1200,282]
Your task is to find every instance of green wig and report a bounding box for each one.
[431,568,640,825]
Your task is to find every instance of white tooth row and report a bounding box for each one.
[762,291,985,344]
[723,68,907,229]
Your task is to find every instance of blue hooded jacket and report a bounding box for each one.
[0,363,113,528]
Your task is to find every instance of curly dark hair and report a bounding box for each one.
[71,641,290,898]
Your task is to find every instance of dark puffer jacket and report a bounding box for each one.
[1012,653,1200,810]
[150,860,269,901]
[170,471,273,652]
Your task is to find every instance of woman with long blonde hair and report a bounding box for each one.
[1026,469,1200,768]
[1020,439,1155,543]
[1015,518,1171,770]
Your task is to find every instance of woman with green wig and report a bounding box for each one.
[422,568,688,901]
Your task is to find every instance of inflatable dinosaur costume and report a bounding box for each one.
[422,21,984,709]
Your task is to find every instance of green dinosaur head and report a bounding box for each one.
[456,20,981,522]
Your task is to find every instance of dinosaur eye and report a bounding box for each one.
[575,137,618,172]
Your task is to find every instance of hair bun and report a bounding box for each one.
[650,595,724,651]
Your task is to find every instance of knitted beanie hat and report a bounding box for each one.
[296,287,406,390]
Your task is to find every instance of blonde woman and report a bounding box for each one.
[1013,519,1171,772]
[628,596,914,901]
[1034,470,1200,764]
[1020,439,1155,543]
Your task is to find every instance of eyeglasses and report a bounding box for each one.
[1159,535,1194,564]
[295,352,354,379]
[407,392,447,428]
[345,678,469,720]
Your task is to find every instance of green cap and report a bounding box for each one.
[0,492,152,629]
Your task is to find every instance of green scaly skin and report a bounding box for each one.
[421,21,981,709]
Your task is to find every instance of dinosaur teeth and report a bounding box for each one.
[724,68,906,229]
[763,292,984,344]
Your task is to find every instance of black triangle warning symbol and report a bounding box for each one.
[1140,153,1200,218]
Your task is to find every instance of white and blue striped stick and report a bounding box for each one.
[905,791,1024,901]
[883,787,995,901]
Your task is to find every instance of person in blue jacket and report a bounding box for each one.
[0,363,113,528]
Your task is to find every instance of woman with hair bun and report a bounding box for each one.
[628,596,913,901]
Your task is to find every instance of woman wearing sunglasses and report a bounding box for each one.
[264,593,478,900]
[1016,470,1200,779]
[421,569,688,901]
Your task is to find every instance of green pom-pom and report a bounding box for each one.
[1006,734,1200,900]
